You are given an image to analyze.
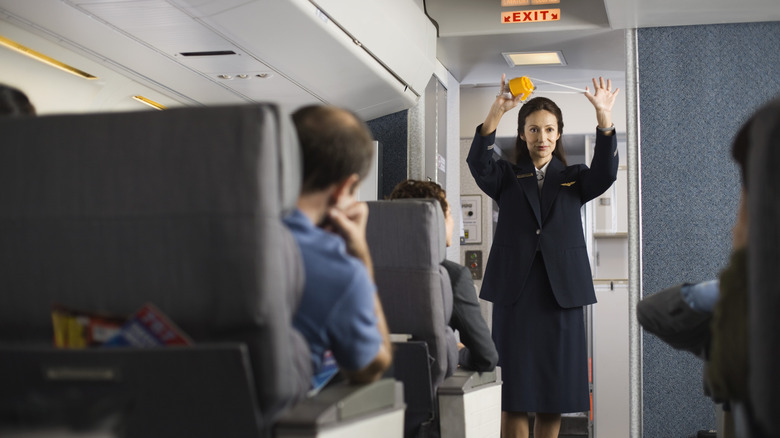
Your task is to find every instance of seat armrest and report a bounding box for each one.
[437,367,503,438]
[275,378,404,429]
[437,366,502,395]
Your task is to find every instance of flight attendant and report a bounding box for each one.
[467,75,619,438]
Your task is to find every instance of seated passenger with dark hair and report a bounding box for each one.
[389,179,498,372]
[0,83,36,116]
[286,105,393,385]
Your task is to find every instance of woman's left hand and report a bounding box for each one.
[585,77,620,129]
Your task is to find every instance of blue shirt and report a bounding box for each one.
[681,279,720,313]
[284,209,382,374]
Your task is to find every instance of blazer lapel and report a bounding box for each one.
[515,164,542,226]
[540,157,565,222]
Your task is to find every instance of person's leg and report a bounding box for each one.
[501,411,529,438]
[533,412,562,438]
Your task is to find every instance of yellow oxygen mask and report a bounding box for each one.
[508,76,535,101]
[500,76,588,102]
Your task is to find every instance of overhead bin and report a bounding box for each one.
[169,0,438,119]
[0,0,436,119]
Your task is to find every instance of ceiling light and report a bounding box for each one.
[0,35,98,79]
[132,95,166,111]
[502,51,566,67]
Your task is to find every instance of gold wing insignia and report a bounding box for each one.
[516,173,534,179]
[561,181,576,187]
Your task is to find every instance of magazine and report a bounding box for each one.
[307,350,340,397]
[51,305,125,348]
[103,303,192,347]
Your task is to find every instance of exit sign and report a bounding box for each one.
[501,0,560,5]
[501,9,560,23]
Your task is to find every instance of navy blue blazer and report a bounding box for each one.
[467,125,618,308]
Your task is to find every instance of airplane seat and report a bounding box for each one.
[745,97,780,438]
[366,199,501,438]
[0,104,402,438]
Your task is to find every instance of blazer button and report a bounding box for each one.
[536,229,541,235]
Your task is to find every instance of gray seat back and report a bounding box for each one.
[0,104,309,423]
[365,199,458,390]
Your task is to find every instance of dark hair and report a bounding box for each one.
[292,105,374,194]
[514,96,566,166]
[388,179,448,215]
[0,84,36,116]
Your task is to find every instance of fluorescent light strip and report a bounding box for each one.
[0,35,97,80]
[132,95,166,111]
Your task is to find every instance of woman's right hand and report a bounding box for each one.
[481,74,525,136]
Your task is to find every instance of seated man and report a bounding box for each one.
[389,179,498,372]
[286,105,392,385]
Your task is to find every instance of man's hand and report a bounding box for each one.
[327,202,374,278]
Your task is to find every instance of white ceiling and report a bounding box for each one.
[427,0,780,91]
[0,0,777,119]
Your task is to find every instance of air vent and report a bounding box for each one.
[179,50,237,57]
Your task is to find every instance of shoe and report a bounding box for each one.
[636,284,711,356]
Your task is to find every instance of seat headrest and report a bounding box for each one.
[365,199,447,268]
[0,103,301,216]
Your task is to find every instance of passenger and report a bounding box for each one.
[467,75,620,438]
[388,179,499,372]
[286,105,393,385]
[0,84,36,116]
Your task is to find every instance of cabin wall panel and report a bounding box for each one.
[638,20,780,438]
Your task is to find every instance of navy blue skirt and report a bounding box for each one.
[491,253,590,413]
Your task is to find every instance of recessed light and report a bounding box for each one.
[502,51,566,67]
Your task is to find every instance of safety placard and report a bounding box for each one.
[460,195,482,245]
[501,9,560,23]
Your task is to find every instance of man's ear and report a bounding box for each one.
[330,173,361,205]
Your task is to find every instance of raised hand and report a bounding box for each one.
[481,74,525,136]
[584,77,620,129]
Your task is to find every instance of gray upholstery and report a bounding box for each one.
[366,199,458,390]
[747,97,780,437]
[0,104,309,426]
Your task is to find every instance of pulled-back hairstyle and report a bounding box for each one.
[0,84,36,116]
[292,105,374,194]
[388,179,449,215]
[514,96,567,166]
